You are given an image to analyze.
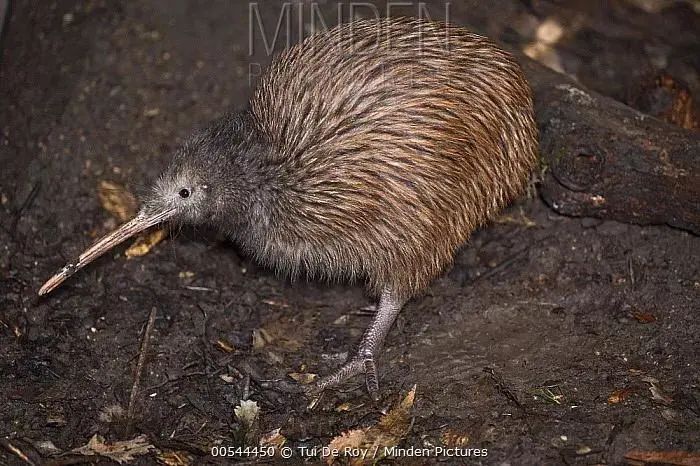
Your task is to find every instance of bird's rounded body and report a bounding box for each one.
[39,17,539,397]
[241,18,538,300]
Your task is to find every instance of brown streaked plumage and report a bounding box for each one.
[39,17,538,400]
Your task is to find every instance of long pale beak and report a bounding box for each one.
[38,208,175,296]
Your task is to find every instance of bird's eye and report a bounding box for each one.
[179,188,191,199]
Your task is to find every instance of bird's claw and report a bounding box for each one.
[308,354,381,401]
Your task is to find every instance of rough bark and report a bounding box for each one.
[518,54,700,235]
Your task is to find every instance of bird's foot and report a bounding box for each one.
[305,289,404,401]
[307,350,381,401]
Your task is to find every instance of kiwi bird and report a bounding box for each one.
[39,18,538,399]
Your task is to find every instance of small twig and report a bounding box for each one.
[126,307,157,436]
[144,355,237,391]
[531,386,564,405]
[628,256,636,286]
[10,180,41,237]
[44,456,99,466]
[483,367,524,411]
[185,286,215,292]
[196,304,213,370]
[474,248,528,283]
[0,439,35,465]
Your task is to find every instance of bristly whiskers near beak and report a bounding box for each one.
[38,206,176,296]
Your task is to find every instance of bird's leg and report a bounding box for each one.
[312,288,404,400]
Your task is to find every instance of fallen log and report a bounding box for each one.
[516,53,700,235]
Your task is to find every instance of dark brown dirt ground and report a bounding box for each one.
[1,1,698,465]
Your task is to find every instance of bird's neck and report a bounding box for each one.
[212,110,311,255]
[221,118,284,239]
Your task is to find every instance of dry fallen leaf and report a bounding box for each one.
[625,450,700,466]
[125,228,167,258]
[642,376,674,405]
[288,372,317,384]
[71,434,155,464]
[98,180,138,222]
[607,388,633,404]
[219,374,236,383]
[215,338,236,353]
[335,401,365,413]
[327,429,368,464]
[157,450,194,466]
[590,194,606,206]
[260,428,287,450]
[252,328,272,350]
[33,440,62,456]
[631,311,657,323]
[98,180,167,257]
[576,446,592,455]
[325,385,416,465]
[441,429,470,448]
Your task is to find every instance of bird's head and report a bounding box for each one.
[39,113,257,296]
